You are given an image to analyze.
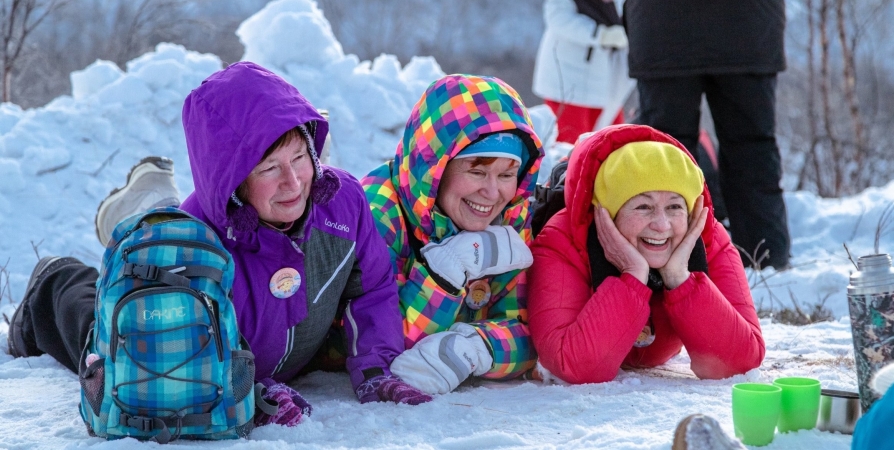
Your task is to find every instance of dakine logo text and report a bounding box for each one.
[144,306,186,321]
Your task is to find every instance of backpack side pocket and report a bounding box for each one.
[78,328,104,416]
[231,344,256,438]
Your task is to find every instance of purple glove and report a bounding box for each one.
[356,375,433,405]
[254,378,312,427]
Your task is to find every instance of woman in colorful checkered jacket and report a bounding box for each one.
[360,74,545,394]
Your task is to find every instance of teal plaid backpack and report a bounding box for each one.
[78,206,256,442]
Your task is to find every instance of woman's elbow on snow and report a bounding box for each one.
[691,351,763,380]
[541,355,620,385]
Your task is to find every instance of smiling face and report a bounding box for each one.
[436,157,520,231]
[613,191,690,269]
[241,133,314,227]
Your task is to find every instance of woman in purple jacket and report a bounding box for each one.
[6,62,429,427]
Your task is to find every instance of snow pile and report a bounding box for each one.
[236,0,445,171]
[0,44,221,281]
[751,184,894,318]
[0,0,450,287]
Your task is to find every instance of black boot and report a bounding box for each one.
[6,256,80,357]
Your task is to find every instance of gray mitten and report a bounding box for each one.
[389,323,494,394]
[420,225,533,291]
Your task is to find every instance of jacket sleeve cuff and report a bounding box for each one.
[619,272,653,298]
[664,272,699,305]
[425,266,463,296]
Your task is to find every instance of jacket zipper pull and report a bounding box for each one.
[227,226,235,241]
[587,24,599,62]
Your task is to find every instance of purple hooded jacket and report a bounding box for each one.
[178,62,404,391]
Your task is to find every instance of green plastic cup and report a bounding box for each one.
[732,383,782,446]
[773,377,821,432]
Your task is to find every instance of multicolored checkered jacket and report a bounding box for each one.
[79,207,255,442]
[361,74,544,379]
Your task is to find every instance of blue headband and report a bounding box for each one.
[456,133,527,167]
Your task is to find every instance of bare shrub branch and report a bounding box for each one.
[0,0,70,102]
[0,257,12,305]
[843,242,859,269]
[876,201,894,254]
[30,239,42,260]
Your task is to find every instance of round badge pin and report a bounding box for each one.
[465,279,492,310]
[633,317,656,348]
[269,267,301,299]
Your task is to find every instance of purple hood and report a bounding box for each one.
[181,61,329,233]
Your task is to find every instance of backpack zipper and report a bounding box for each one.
[201,291,224,360]
[110,286,222,362]
[122,239,228,261]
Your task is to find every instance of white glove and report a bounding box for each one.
[420,225,533,291]
[872,362,894,395]
[390,323,494,395]
[598,25,628,50]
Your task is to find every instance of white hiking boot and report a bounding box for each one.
[672,414,746,450]
[95,156,180,247]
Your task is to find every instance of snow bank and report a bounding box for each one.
[0,0,449,293]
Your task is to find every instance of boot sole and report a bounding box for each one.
[94,156,174,245]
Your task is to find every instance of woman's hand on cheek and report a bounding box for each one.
[595,204,649,284]
[658,196,708,289]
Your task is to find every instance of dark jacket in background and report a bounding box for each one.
[623,0,786,79]
[573,0,621,25]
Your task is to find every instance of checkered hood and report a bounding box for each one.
[391,74,544,244]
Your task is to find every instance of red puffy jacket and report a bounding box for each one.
[528,125,764,384]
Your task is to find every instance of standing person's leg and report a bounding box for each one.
[611,109,625,125]
[705,74,791,270]
[544,99,604,144]
[8,257,97,373]
[634,76,704,155]
[636,77,729,222]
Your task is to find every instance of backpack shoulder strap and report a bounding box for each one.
[531,160,571,238]
[123,263,224,287]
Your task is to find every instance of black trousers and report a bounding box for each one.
[20,259,97,373]
[635,74,791,269]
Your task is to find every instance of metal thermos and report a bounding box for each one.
[847,253,894,413]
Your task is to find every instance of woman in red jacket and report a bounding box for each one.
[528,124,764,384]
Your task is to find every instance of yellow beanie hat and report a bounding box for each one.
[592,141,705,218]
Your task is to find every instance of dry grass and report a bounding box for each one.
[757,288,835,326]
[800,353,856,371]
[0,258,12,305]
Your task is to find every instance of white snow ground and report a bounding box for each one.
[0,1,892,448]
